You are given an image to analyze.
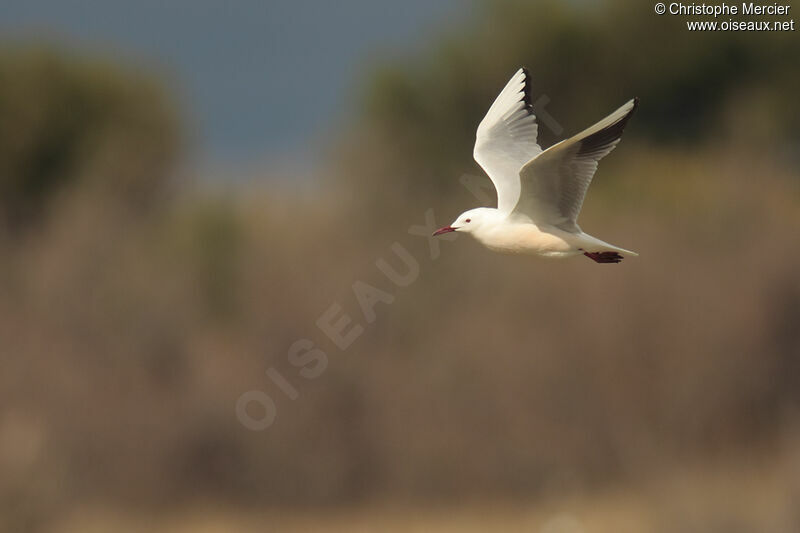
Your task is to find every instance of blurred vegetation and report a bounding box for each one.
[1,1,800,531]
[0,47,179,233]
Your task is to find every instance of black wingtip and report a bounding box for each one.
[520,66,534,111]
[615,97,640,131]
[623,97,640,127]
[576,97,639,157]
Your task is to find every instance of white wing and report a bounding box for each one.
[515,98,639,232]
[473,68,542,215]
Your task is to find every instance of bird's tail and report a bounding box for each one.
[577,234,638,261]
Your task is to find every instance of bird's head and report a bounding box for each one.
[433,208,493,236]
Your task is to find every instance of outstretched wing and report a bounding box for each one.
[515,98,639,232]
[473,68,542,215]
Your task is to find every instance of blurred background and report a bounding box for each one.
[1,0,799,531]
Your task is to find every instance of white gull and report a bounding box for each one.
[434,68,639,264]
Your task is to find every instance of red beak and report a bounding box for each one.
[432,226,456,236]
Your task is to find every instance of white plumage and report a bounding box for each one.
[435,68,639,264]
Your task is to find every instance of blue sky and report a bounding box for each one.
[0,0,466,170]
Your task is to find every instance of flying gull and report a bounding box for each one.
[434,68,639,263]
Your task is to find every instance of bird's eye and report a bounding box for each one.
[465,218,471,223]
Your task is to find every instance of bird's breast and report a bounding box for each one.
[473,223,577,256]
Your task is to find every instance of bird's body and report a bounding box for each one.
[434,68,639,264]
[469,212,630,258]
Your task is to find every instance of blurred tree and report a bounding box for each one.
[0,46,180,234]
